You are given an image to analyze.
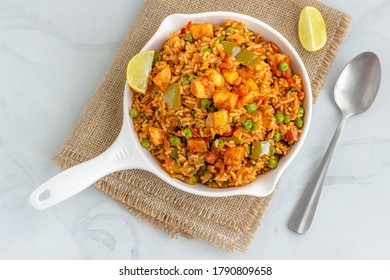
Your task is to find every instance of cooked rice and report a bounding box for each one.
[132,20,305,188]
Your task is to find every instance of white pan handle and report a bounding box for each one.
[29,133,145,210]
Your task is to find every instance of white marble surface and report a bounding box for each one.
[1,0,389,260]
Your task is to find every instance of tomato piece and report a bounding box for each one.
[205,151,219,164]
[164,157,174,165]
[185,21,193,30]
[285,128,299,142]
[215,160,225,171]
[219,62,232,71]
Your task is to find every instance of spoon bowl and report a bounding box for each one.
[289,51,381,234]
[335,52,381,116]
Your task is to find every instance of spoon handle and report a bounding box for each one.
[288,114,348,234]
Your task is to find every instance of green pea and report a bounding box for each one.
[267,158,278,169]
[187,74,195,83]
[225,27,235,34]
[141,115,148,121]
[295,117,304,128]
[181,76,189,83]
[217,139,224,148]
[190,109,196,117]
[130,108,139,117]
[283,114,291,124]
[201,47,211,53]
[185,33,194,43]
[169,136,181,146]
[242,119,253,130]
[214,138,224,148]
[141,138,151,149]
[245,103,257,113]
[278,62,289,71]
[208,104,217,112]
[183,128,193,139]
[200,98,212,109]
[273,131,281,141]
[251,123,258,131]
[298,107,305,115]
[275,112,284,123]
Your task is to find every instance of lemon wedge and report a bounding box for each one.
[298,6,327,52]
[126,50,155,94]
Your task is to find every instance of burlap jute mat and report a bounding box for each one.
[53,0,351,252]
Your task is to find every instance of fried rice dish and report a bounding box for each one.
[131,20,305,188]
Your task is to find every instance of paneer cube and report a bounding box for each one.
[153,66,171,91]
[239,90,258,106]
[206,69,225,88]
[187,138,208,153]
[238,78,260,106]
[213,90,238,111]
[213,110,229,127]
[189,24,214,40]
[246,78,258,91]
[262,114,275,130]
[223,70,240,85]
[224,146,245,166]
[149,127,165,146]
[191,79,213,98]
[213,110,231,135]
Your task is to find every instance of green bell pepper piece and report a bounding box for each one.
[221,41,241,57]
[235,49,261,69]
[164,83,181,109]
[251,141,271,159]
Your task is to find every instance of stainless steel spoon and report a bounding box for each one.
[288,52,381,234]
